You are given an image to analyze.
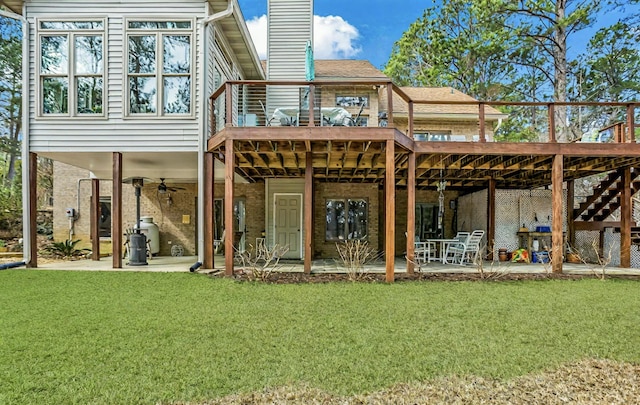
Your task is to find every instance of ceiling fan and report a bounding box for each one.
[157,178,186,194]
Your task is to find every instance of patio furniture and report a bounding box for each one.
[444,230,485,265]
[414,241,435,264]
[426,238,459,263]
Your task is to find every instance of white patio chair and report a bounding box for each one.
[445,230,484,265]
[414,241,436,264]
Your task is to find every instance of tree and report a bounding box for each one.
[0,16,22,186]
[384,0,516,101]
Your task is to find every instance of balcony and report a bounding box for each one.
[208,80,640,191]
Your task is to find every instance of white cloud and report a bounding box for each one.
[246,15,268,59]
[246,14,361,60]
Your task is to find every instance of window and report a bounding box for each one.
[326,199,368,241]
[126,20,193,116]
[99,197,111,238]
[336,95,369,108]
[414,131,452,141]
[38,20,105,116]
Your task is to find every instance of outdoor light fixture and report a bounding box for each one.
[131,177,144,188]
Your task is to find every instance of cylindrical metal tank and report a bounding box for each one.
[136,217,160,255]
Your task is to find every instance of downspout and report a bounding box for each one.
[197,0,234,264]
[1,5,31,265]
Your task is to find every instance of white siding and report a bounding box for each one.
[26,0,206,152]
[266,0,312,113]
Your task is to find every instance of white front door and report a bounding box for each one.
[274,194,302,259]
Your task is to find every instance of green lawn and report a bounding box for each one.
[0,270,639,404]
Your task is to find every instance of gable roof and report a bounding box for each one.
[260,59,389,81]
[381,86,507,121]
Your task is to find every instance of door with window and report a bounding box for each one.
[274,194,302,259]
[416,203,438,241]
[213,198,246,252]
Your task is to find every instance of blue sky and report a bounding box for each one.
[237,1,638,69]
[238,0,429,69]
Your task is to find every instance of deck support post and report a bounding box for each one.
[385,139,395,282]
[487,178,496,260]
[91,179,100,260]
[621,167,631,268]
[112,152,122,268]
[627,104,635,143]
[27,153,38,268]
[204,152,214,269]
[407,151,416,273]
[551,154,563,273]
[224,139,235,275]
[304,152,313,273]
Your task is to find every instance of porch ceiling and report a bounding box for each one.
[212,127,640,193]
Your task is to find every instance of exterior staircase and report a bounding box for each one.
[573,168,640,222]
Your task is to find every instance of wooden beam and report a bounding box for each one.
[386,83,394,128]
[304,152,313,274]
[27,153,37,268]
[225,82,233,127]
[621,167,631,267]
[551,154,563,273]
[91,179,100,261]
[548,104,556,143]
[225,139,235,275]
[385,140,395,282]
[407,152,415,274]
[628,104,636,143]
[487,178,496,259]
[479,103,486,143]
[112,152,123,269]
[204,152,214,269]
[566,180,575,249]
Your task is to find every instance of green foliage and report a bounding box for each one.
[46,239,90,259]
[1,272,640,403]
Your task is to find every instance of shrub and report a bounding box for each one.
[46,239,90,259]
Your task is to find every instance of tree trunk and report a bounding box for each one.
[553,0,568,141]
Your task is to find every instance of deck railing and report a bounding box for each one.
[209,80,638,144]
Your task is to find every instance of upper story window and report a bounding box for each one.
[38,20,105,117]
[336,95,369,108]
[126,20,193,117]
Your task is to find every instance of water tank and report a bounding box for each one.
[135,217,160,255]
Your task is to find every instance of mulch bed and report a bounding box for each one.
[208,269,640,283]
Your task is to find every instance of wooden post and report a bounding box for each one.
[479,103,486,143]
[27,153,38,268]
[627,104,636,143]
[408,101,414,138]
[566,179,575,250]
[406,152,415,274]
[551,154,563,273]
[487,178,496,259]
[621,167,631,268]
[224,139,235,275]
[225,82,233,127]
[386,83,394,128]
[304,152,313,273]
[385,139,395,282]
[112,152,122,268]
[91,179,100,260]
[548,104,556,143]
[204,152,214,269]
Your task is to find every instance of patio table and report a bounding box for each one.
[426,238,459,263]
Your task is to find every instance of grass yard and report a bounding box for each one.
[0,270,639,404]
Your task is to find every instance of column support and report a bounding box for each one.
[304,151,313,273]
[91,179,100,260]
[27,153,38,268]
[224,139,235,275]
[487,178,496,260]
[204,152,214,269]
[406,151,415,273]
[551,154,563,273]
[112,152,122,268]
[621,167,631,268]
[385,139,395,282]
